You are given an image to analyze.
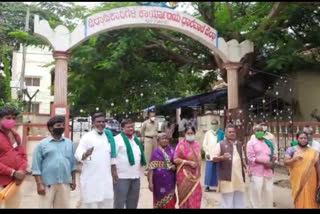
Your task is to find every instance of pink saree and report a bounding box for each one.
[174,140,202,208]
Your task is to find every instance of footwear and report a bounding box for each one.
[205,187,210,192]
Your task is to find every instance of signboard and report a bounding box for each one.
[84,6,218,49]
[55,107,67,115]
[10,80,20,88]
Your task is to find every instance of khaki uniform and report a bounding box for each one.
[141,120,158,165]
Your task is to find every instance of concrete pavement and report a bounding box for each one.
[16,161,293,208]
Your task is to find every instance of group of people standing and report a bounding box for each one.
[202,119,320,209]
[1,105,320,209]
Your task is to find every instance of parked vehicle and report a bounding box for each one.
[134,122,142,137]
[156,116,165,132]
[105,119,121,136]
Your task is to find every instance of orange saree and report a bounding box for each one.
[288,148,319,208]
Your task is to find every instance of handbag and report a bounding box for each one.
[316,187,320,204]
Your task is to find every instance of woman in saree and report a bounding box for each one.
[174,126,202,208]
[284,131,320,208]
[147,133,177,209]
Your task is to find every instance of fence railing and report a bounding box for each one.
[20,123,48,144]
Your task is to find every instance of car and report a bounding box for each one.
[134,122,142,137]
[105,119,121,136]
[156,116,165,132]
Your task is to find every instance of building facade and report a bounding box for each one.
[11,46,54,114]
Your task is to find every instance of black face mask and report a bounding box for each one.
[53,127,65,136]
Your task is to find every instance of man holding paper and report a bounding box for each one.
[75,112,117,208]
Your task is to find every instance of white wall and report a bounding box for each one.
[11,46,54,114]
[293,71,320,121]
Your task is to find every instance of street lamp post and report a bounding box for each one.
[140,92,144,120]
[80,109,83,138]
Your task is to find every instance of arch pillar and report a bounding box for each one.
[222,62,242,109]
[51,51,70,137]
[53,51,69,105]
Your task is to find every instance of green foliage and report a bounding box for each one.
[0,50,11,102]
[0,99,26,113]
[1,2,320,116]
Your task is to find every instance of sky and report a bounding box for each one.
[73,2,196,14]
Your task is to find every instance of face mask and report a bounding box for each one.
[150,117,155,121]
[211,124,218,131]
[307,136,313,143]
[186,135,195,142]
[255,131,264,139]
[94,128,103,135]
[262,126,268,132]
[1,119,16,129]
[52,127,65,136]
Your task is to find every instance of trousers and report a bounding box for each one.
[248,175,273,208]
[82,198,113,208]
[113,178,140,209]
[220,191,245,208]
[38,183,70,208]
[144,137,157,165]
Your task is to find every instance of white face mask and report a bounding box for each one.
[186,135,195,142]
[94,127,103,135]
[150,117,156,121]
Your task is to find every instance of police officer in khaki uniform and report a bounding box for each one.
[141,111,158,175]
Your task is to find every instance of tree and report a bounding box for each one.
[2,2,320,115]
[0,2,87,104]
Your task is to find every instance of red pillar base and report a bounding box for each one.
[50,104,70,138]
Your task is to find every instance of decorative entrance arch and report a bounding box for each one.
[34,6,253,136]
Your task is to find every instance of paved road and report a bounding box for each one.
[18,161,293,208]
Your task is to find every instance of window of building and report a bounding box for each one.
[25,77,40,87]
[31,103,40,113]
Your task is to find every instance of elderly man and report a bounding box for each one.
[75,112,117,208]
[202,119,224,192]
[290,126,320,152]
[113,119,146,209]
[0,106,27,208]
[247,124,276,208]
[141,111,158,175]
[32,116,77,208]
[212,124,246,208]
[250,121,278,162]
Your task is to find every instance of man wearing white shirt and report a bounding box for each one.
[75,112,117,208]
[113,119,147,209]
